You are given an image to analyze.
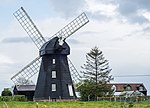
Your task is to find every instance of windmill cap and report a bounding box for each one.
[40,37,70,56]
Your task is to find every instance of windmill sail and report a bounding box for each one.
[12,7,46,85]
[50,12,89,40]
[12,7,89,96]
[68,58,82,84]
[13,7,46,49]
[11,57,41,85]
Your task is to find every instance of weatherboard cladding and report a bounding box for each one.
[34,38,76,100]
[34,54,76,99]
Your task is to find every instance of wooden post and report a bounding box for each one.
[136,96,138,103]
[49,96,51,102]
[97,96,98,101]
[59,96,61,101]
[36,102,38,108]
[88,95,90,101]
[114,96,116,102]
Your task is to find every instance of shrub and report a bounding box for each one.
[1,88,12,96]
[0,96,12,101]
[0,95,27,102]
[13,95,27,101]
[128,102,134,108]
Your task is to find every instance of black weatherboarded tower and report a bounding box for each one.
[34,37,75,99]
[11,7,89,100]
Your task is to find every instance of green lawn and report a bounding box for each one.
[0,101,150,108]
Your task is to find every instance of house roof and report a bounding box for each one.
[119,91,145,96]
[14,85,36,91]
[108,83,147,92]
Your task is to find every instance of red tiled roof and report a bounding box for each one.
[108,83,147,92]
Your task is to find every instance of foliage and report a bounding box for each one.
[1,88,12,96]
[77,80,113,101]
[0,96,12,101]
[81,46,113,84]
[78,46,113,100]
[0,95,27,102]
[13,95,27,101]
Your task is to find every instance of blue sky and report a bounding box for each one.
[0,0,150,94]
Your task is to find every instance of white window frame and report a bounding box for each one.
[52,84,56,91]
[68,84,74,96]
[52,59,55,64]
[52,71,56,78]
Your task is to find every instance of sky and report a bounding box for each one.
[0,0,150,94]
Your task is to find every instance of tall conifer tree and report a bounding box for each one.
[81,46,113,84]
[78,46,114,100]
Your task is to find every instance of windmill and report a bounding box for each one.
[11,7,89,100]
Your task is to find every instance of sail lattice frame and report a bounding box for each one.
[11,57,41,85]
[13,7,46,49]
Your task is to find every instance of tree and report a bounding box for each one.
[1,88,12,96]
[81,46,113,84]
[77,80,112,100]
[78,46,113,100]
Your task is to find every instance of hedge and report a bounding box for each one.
[0,95,27,101]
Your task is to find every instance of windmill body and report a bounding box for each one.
[11,7,89,101]
[34,37,75,100]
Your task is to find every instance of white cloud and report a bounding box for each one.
[0,0,17,5]
[142,10,150,22]
[85,0,118,16]
[0,54,14,64]
[48,0,86,18]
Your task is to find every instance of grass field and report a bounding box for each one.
[0,101,150,108]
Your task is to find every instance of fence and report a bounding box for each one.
[96,96,150,102]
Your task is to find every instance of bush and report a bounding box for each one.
[0,96,12,101]
[0,95,27,102]
[77,80,113,101]
[1,88,12,96]
[13,95,27,101]
[128,102,134,108]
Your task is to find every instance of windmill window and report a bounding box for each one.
[68,84,74,96]
[52,84,56,91]
[52,71,56,78]
[52,59,55,64]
